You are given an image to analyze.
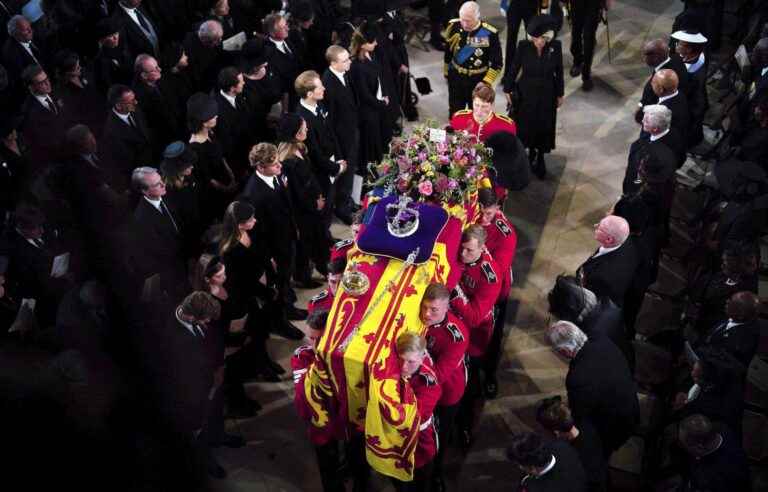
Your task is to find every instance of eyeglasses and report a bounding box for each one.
[32,76,49,85]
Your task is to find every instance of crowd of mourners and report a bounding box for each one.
[0,0,767,491]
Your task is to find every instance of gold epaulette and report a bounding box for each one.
[481,21,498,34]
[496,113,514,123]
[453,109,472,116]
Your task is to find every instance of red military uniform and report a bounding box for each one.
[406,355,442,469]
[482,212,517,302]
[330,238,354,262]
[449,110,517,143]
[426,312,469,406]
[450,251,501,357]
[291,344,331,445]
[307,288,335,313]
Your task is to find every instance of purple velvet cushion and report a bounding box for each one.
[356,195,449,264]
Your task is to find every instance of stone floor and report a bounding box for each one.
[211,1,687,490]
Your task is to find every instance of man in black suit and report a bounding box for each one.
[183,19,225,93]
[241,142,307,320]
[2,15,49,111]
[130,166,187,302]
[134,291,226,482]
[240,38,279,141]
[295,70,347,225]
[0,1,18,47]
[133,54,182,154]
[548,320,640,455]
[7,203,74,327]
[576,215,640,308]
[636,38,689,121]
[213,66,252,180]
[19,65,64,170]
[697,291,762,368]
[92,18,134,95]
[264,13,302,111]
[624,105,681,195]
[649,68,690,144]
[112,0,161,60]
[637,103,685,168]
[506,431,588,492]
[101,84,154,191]
[322,45,359,222]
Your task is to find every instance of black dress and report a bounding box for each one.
[503,40,564,153]
[189,134,234,226]
[350,54,390,166]
[282,154,331,278]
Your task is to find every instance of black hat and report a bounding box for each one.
[230,201,255,223]
[94,18,121,40]
[159,42,184,70]
[163,141,198,165]
[240,38,272,71]
[290,0,314,23]
[485,131,530,191]
[277,113,304,142]
[187,92,219,122]
[526,14,557,38]
[357,19,382,44]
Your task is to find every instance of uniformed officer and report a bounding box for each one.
[450,224,501,448]
[443,1,503,118]
[476,189,517,399]
[500,0,539,79]
[307,257,346,314]
[450,82,517,142]
[420,283,469,492]
[291,309,345,492]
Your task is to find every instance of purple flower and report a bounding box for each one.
[447,179,459,190]
[453,148,464,161]
[434,175,449,193]
[418,180,433,196]
[397,157,411,172]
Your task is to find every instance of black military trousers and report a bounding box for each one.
[570,0,602,76]
[504,1,538,79]
[447,70,485,118]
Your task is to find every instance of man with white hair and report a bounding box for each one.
[623,104,680,194]
[183,19,224,91]
[443,1,503,118]
[642,103,684,166]
[548,320,639,457]
[133,54,183,150]
[576,215,639,308]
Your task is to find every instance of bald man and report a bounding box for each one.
[651,68,690,142]
[576,216,640,308]
[698,291,762,368]
[637,38,689,117]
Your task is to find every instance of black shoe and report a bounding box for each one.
[213,432,246,448]
[483,377,498,399]
[286,307,308,322]
[431,476,446,492]
[296,279,323,289]
[335,210,354,225]
[570,64,582,77]
[582,77,594,92]
[273,318,305,339]
[206,454,227,479]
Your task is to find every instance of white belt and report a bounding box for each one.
[419,416,433,432]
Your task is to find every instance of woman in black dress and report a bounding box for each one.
[503,15,564,179]
[187,93,237,227]
[276,113,330,284]
[349,21,392,167]
[160,141,204,258]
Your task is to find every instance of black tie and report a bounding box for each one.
[135,9,151,32]
[127,113,137,128]
[283,42,292,56]
[46,97,58,114]
[160,200,179,232]
[272,177,280,189]
[33,238,44,248]
[194,324,205,338]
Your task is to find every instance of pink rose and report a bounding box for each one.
[434,175,449,193]
[397,176,410,193]
[378,162,391,174]
[418,180,433,196]
[447,179,458,190]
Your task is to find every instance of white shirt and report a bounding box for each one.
[657,90,679,104]
[650,128,670,142]
[270,38,290,55]
[219,90,237,109]
[329,66,346,86]
[19,40,39,63]
[762,66,768,77]
[256,170,276,189]
[654,57,671,72]
[34,94,56,111]
[376,78,384,101]
[593,243,621,259]
[724,318,743,332]
[143,195,163,212]
[113,109,132,126]
[176,308,204,338]
[300,99,318,116]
